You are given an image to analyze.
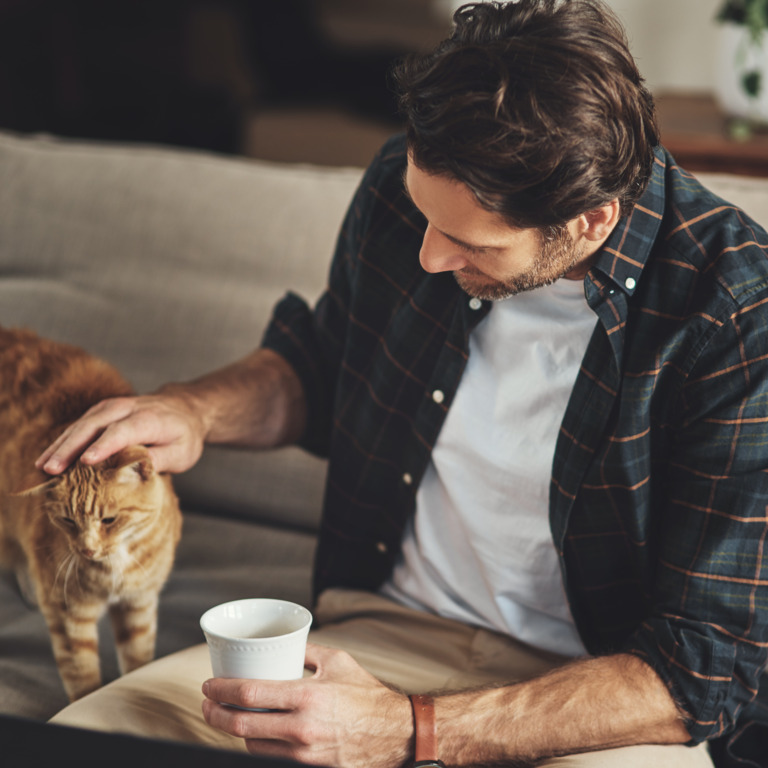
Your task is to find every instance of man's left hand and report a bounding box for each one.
[201,642,414,768]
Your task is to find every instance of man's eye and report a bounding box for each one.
[459,242,484,256]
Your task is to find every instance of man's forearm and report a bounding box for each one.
[161,347,307,451]
[435,653,690,765]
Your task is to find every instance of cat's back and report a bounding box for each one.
[0,327,134,501]
[0,327,133,424]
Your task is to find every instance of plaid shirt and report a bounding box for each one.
[262,134,768,764]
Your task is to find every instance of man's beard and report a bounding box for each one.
[453,226,587,301]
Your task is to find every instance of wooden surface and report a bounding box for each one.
[656,92,768,177]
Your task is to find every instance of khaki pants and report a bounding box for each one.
[51,589,713,767]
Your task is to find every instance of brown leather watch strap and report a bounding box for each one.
[410,693,439,763]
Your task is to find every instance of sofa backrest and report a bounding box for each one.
[0,130,364,531]
[697,170,768,229]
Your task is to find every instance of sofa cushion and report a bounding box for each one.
[0,130,365,530]
[697,170,768,227]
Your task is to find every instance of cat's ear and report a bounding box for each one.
[11,469,61,497]
[107,446,155,483]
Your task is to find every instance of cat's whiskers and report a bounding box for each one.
[72,554,87,601]
[52,551,73,595]
[105,553,124,596]
[122,546,149,581]
[59,554,78,609]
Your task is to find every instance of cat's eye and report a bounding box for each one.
[101,517,116,526]
[59,517,76,528]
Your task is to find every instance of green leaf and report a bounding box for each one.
[746,0,768,41]
[717,0,768,35]
[742,69,762,97]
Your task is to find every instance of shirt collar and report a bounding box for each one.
[589,147,667,297]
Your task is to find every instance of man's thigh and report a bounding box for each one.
[543,742,712,767]
[310,588,570,691]
[51,589,715,767]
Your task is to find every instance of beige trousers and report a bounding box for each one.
[51,589,713,767]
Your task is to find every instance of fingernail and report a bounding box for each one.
[202,681,209,696]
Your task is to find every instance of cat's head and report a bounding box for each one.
[14,446,169,562]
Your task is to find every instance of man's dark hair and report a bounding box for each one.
[393,0,660,229]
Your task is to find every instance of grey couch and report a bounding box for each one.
[3,129,768,727]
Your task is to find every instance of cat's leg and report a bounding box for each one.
[108,593,159,675]
[40,600,103,701]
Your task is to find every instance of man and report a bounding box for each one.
[39,1,768,766]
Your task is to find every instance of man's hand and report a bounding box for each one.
[35,348,307,477]
[201,644,414,768]
[35,389,207,475]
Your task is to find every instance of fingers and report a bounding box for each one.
[201,681,328,766]
[202,678,297,713]
[241,738,309,763]
[35,398,136,474]
[35,394,204,475]
[201,699,328,766]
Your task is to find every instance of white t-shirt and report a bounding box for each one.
[381,278,597,657]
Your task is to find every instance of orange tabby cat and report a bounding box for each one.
[0,327,182,702]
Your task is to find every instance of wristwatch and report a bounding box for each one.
[409,693,447,768]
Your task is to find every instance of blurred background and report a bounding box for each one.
[0,0,760,172]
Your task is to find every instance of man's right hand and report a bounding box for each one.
[35,389,207,476]
[36,348,307,477]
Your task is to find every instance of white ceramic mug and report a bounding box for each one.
[200,598,312,680]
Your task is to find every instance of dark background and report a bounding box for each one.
[0,0,430,156]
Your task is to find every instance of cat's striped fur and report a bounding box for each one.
[0,327,182,701]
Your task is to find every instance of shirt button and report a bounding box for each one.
[468,297,482,310]
[625,277,636,290]
[376,542,388,554]
[432,389,445,404]
[402,472,413,486]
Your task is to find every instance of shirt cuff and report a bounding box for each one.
[260,291,332,457]
[623,617,742,744]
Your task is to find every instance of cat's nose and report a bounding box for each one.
[80,548,97,559]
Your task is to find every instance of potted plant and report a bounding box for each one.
[715,0,768,125]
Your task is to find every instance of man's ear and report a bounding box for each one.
[579,199,621,242]
[11,470,60,497]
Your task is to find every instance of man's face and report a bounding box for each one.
[404,158,594,301]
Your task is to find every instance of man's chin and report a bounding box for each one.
[453,259,580,301]
[453,271,526,301]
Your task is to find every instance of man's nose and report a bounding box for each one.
[419,224,469,273]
